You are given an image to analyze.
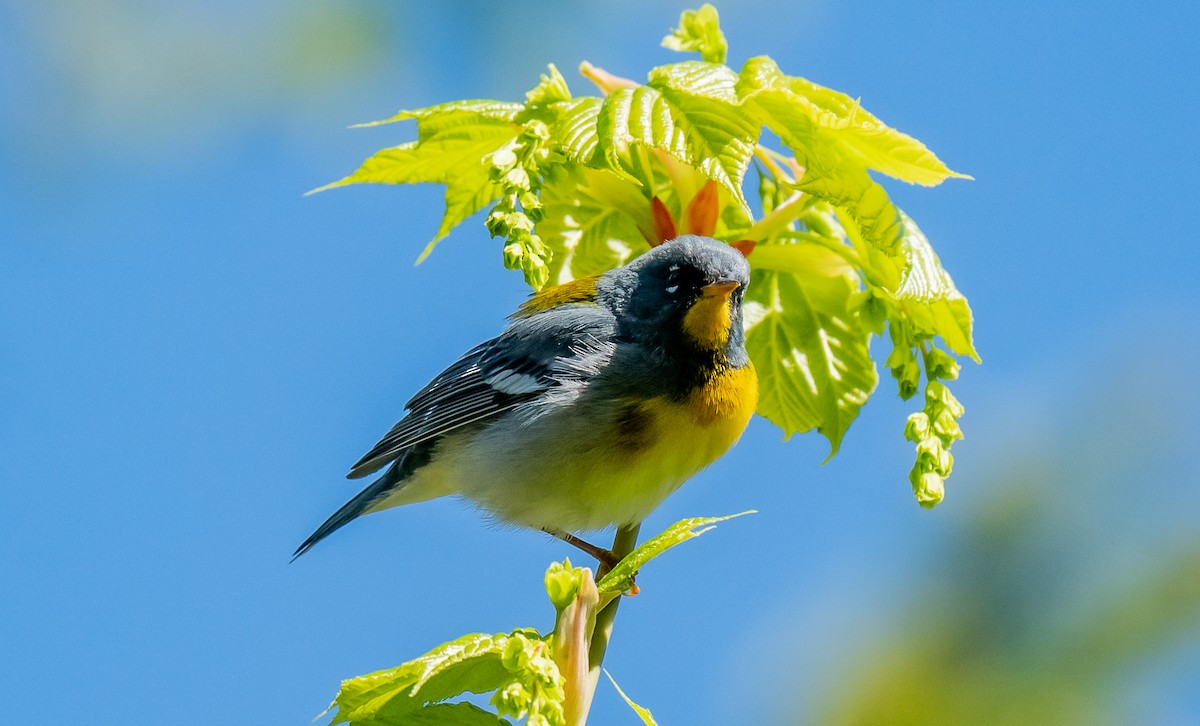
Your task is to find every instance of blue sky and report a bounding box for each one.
[3,2,1199,724]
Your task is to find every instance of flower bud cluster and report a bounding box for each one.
[904,349,964,508]
[886,344,921,400]
[544,558,583,612]
[486,121,555,289]
[491,631,566,726]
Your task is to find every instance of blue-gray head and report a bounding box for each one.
[598,235,751,363]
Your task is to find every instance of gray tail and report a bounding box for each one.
[292,443,431,560]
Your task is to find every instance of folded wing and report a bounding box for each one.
[347,305,617,479]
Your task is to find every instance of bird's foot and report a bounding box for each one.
[543,528,641,593]
[543,528,622,571]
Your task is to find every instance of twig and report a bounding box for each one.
[579,523,642,722]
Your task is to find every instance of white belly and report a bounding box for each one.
[449,395,750,531]
[371,365,758,532]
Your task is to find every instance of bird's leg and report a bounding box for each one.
[543,528,620,571]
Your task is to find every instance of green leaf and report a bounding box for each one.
[538,166,645,284]
[893,213,979,361]
[354,100,523,129]
[744,242,879,455]
[425,172,506,262]
[593,69,757,213]
[648,60,741,105]
[330,632,516,723]
[737,56,970,258]
[551,97,603,165]
[796,155,906,256]
[647,62,758,213]
[737,64,903,254]
[661,4,727,64]
[310,107,521,262]
[603,670,658,725]
[737,57,967,186]
[596,512,754,596]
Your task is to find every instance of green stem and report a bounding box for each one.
[918,339,934,383]
[632,145,657,194]
[745,191,806,241]
[753,145,793,184]
[579,523,641,723]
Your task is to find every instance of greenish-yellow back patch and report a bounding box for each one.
[512,274,601,318]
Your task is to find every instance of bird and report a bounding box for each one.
[294,234,757,564]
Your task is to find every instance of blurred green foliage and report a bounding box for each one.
[12,1,393,148]
[801,350,1200,725]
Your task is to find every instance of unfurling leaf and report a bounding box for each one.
[597,512,755,596]
[526,64,572,106]
[661,4,728,65]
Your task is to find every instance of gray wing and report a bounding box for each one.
[347,305,616,479]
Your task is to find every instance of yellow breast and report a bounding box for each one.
[688,362,758,428]
[636,362,758,480]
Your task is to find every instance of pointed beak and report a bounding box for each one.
[701,279,740,298]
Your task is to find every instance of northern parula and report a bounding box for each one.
[295,235,757,561]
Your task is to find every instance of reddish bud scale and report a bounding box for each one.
[684,180,720,236]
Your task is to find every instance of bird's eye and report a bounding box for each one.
[665,267,684,294]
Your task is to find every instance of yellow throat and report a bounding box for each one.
[682,280,737,350]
